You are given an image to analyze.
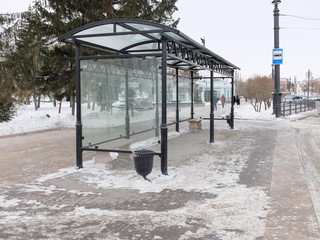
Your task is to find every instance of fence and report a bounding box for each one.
[281,100,316,117]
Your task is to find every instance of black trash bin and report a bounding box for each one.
[133,149,155,180]
[226,114,232,127]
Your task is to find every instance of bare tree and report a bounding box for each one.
[234,71,247,101]
[244,75,273,112]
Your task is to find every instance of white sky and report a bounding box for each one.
[0,0,33,13]
[174,0,320,81]
[2,0,320,81]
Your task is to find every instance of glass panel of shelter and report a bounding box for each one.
[178,76,192,121]
[164,32,188,44]
[79,56,232,153]
[81,59,127,147]
[80,57,162,152]
[74,24,114,36]
[192,76,233,119]
[79,34,154,51]
[125,23,162,32]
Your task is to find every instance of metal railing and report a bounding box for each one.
[281,100,316,117]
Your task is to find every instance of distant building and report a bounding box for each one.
[195,78,232,103]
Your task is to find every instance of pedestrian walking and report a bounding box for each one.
[213,94,218,110]
[236,95,240,105]
[221,94,225,108]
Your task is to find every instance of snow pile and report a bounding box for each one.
[234,101,275,120]
[0,102,75,136]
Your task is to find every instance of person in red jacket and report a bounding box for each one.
[221,94,226,108]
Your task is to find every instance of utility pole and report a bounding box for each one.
[272,0,282,118]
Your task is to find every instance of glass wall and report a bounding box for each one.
[166,74,192,124]
[80,57,161,148]
[179,76,192,121]
[193,77,233,119]
[166,74,176,124]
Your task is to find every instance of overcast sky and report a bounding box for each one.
[2,0,320,81]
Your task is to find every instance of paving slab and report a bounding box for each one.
[264,124,320,239]
[0,113,319,239]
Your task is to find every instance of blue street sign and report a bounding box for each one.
[273,48,283,64]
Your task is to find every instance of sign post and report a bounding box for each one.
[272,0,282,118]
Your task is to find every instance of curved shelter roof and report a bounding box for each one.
[59,19,239,76]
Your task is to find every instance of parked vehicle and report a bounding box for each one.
[282,95,293,103]
[314,95,320,101]
[282,95,303,103]
[292,96,304,103]
[307,96,316,101]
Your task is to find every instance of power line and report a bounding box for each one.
[280,13,320,21]
[281,27,320,30]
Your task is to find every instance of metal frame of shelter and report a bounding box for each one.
[59,19,240,174]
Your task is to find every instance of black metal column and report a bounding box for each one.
[272,0,282,118]
[125,62,130,138]
[209,70,214,143]
[175,68,179,132]
[191,71,194,119]
[230,70,235,129]
[161,36,168,175]
[75,43,83,169]
[155,59,160,137]
[272,64,276,114]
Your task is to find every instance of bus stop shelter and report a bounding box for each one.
[59,19,240,175]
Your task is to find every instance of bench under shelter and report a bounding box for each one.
[59,19,240,174]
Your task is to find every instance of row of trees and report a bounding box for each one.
[0,0,179,122]
[235,74,274,112]
[0,0,276,122]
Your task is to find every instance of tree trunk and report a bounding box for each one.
[37,96,41,109]
[53,98,57,107]
[58,101,62,114]
[71,96,75,116]
[33,94,38,111]
[26,97,30,105]
[259,102,262,112]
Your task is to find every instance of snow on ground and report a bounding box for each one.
[0,102,75,136]
[1,100,315,137]
[38,159,269,239]
[0,100,319,239]
[234,101,275,120]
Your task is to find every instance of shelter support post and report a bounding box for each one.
[209,70,214,143]
[75,43,83,168]
[155,59,160,137]
[191,71,194,119]
[125,63,130,138]
[161,36,168,175]
[230,70,235,129]
[175,68,179,132]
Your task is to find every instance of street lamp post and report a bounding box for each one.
[272,0,282,118]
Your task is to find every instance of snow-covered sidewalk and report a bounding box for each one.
[0,101,319,239]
